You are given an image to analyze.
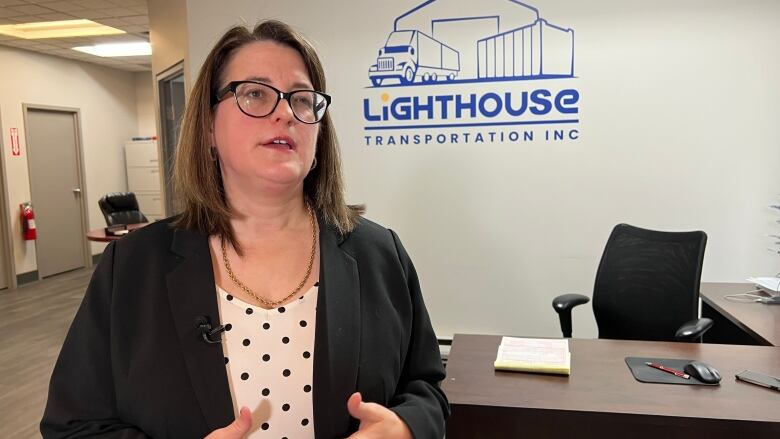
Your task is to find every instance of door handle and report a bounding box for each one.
[72,188,81,194]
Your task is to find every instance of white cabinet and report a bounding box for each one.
[125,140,164,221]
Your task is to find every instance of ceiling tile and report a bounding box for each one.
[96,7,137,18]
[122,15,147,25]
[33,12,76,21]
[73,0,108,9]
[121,25,148,34]
[6,14,38,22]
[6,4,50,15]
[0,0,150,72]
[127,5,147,15]
[0,39,27,48]
[79,10,115,20]
[94,17,129,27]
[38,2,86,13]
[109,0,144,6]
[0,8,22,18]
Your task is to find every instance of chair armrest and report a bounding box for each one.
[553,294,591,313]
[674,318,714,342]
[552,294,590,338]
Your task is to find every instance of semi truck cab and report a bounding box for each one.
[369,30,460,86]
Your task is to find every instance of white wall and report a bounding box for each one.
[0,45,139,273]
[185,0,780,339]
[134,72,157,137]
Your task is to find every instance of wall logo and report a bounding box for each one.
[361,0,580,146]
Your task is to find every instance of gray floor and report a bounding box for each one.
[0,267,93,438]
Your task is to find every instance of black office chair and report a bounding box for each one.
[98,192,149,226]
[552,223,712,342]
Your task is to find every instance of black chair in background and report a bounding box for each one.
[552,223,712,342]
[98,192,149,226]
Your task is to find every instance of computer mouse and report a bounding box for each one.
[684,361,722,384]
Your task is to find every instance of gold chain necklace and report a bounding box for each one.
[221,207,317,308]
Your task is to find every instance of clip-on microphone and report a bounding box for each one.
[195,316,225,344]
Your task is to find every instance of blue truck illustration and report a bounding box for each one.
[368,0,574,87]
[368,29,461,86]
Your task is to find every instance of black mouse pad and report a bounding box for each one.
[625,357,719,386]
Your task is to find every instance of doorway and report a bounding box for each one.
[158,62,186,216]
[23,105,89,278]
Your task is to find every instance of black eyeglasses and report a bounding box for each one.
[215,80,331,124]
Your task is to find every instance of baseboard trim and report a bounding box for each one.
[16,270,39,285]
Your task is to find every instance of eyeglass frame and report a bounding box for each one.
[214,80,332,124]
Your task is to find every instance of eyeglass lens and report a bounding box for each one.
[235,82,327,123]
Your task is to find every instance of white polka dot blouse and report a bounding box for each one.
[216,283,318,438]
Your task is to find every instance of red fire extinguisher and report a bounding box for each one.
[20,202,36,240]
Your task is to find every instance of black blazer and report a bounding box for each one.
[41,217,449,438]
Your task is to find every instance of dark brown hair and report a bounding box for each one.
[172,20,363,252]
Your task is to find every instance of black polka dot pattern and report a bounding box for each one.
[217,284,317,435]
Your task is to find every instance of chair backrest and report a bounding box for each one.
[592,223,707,342]
[98,192,149,226]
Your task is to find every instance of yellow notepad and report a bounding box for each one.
[494,337,571,376]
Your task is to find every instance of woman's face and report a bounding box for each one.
[212,41,319,196]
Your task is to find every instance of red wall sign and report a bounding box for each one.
[10,128,20,156]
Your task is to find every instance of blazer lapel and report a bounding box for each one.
[313,218,361,438]
[166,228,234,432]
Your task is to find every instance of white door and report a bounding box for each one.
[26,107,87,278]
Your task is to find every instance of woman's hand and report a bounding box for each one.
[204,406,252,439]
[345,392,413,439]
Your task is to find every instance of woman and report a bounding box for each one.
[41,20,448,439]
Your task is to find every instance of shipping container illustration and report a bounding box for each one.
[477,19,573,79]
[368,0,574,87]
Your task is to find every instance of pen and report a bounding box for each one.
[645,362,690,379]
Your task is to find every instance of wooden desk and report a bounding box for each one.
[443,334,780,439]
[700,282,780,346]
[85,223,147,242]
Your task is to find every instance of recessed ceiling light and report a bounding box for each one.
[0,19,124,39]
[72,42,152,57]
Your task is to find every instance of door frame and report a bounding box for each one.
[0,107,18,288]
[156,60,185,217]
[22,104,92,278]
